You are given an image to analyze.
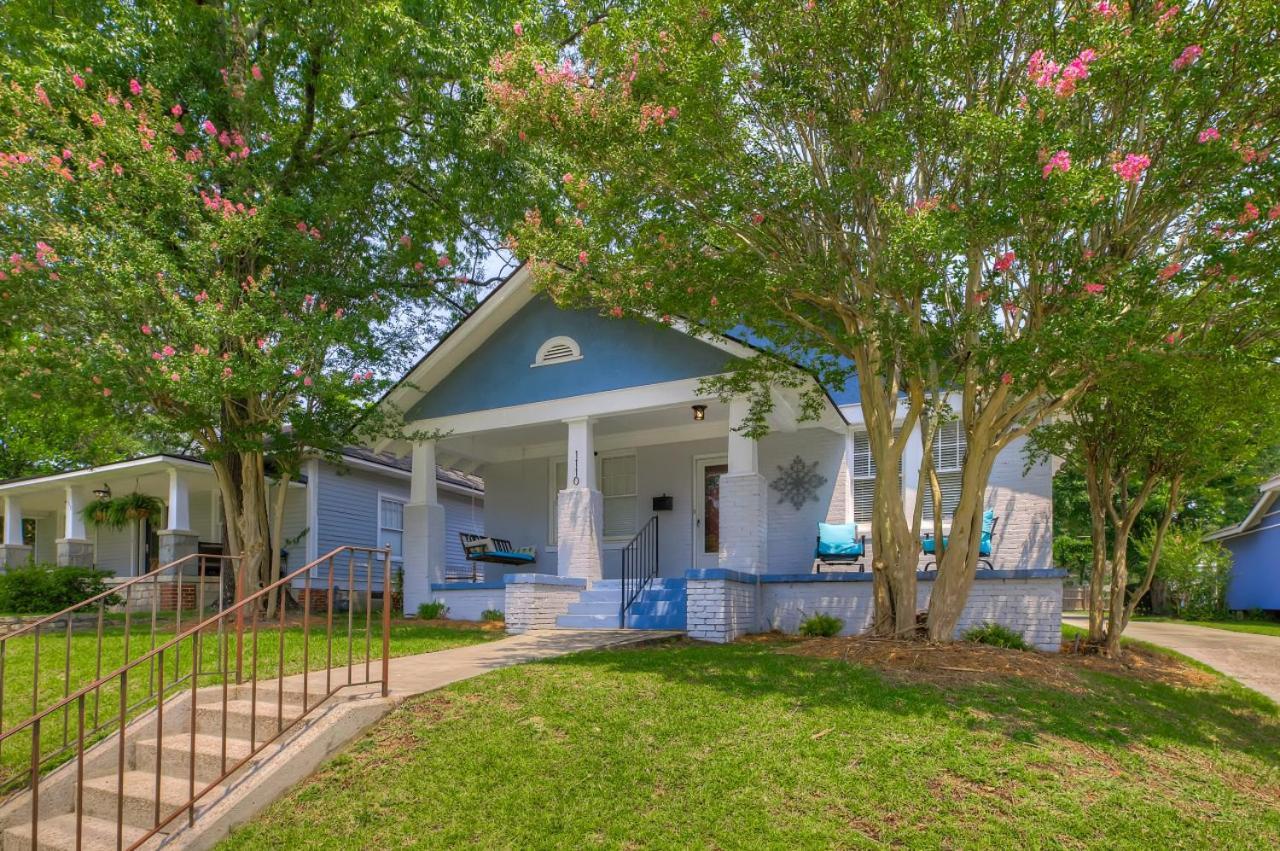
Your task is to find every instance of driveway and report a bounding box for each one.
[1065,615,1280,703]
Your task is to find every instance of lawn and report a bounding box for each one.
[0,618,496,785]
[221,635,1280,850]
[1134,616,1280,638]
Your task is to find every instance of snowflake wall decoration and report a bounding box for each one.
[769,456,827,511]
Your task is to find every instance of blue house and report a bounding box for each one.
[371,264,1062,646]
[1206,474,1280,612]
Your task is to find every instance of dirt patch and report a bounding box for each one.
[416,617,505,632]
[777,634,1218,691]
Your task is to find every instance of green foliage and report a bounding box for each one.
[962,622,1031,652]
[1052,535,1093,583]
[417,600,449,620]
[798,613,843,637]
[0,564,115,614]
[1143,530,1232,620]
[480,609,505,623]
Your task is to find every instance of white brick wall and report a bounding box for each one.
[748,574,1064,651]
[687,576,758,643]
[984,435,1054,569]
[504,580,583,633]
[431,588,506,621]
[402,502,446,616]
[556,487,603,581]
[718,473,768,573]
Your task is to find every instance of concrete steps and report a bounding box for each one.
[2,813,148,851]
[556,578,688,631]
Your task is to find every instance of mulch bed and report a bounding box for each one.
[773,634,1218,691]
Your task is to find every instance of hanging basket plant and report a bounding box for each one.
[81,493,164,529]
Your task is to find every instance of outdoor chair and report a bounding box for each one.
[922,509,996,570]
[813,522,866,572]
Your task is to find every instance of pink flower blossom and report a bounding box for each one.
[112,163,123,176]
[171,120,186,135]
[129,79,142,96]
[303,377,313,387]
[297,221,308,233]
[513,21,523,36]
[34,85,51,107]
[141,324,152,335]
[1157,261,1182,281]
[169,372,181,382]
[1042,149,1071,178]
[751,212,765,225]
[89,112,105,127]
[309,227,321,240]
[1165,333,1180,345]
[251,65,263,81]
[437,255,450,268]
[1084,282,1106,295]
[711,32,725,47]
[413,261,424,272]
[162,345,176,357]
[1158,5,1181,28]
[1094,1,1116,17]
[1269,203,1280,221]
[195,290,209,303]
[577,250,589,265]
[610,306,623,317]
[102,388,112,397]
[334,307,345,319]
[71,72,86,90]
[202,120,216,136]
[1112,153,1150,183]
[222,367,233,379]
[993,251,1016,273]
[1198,127,1220,143]
[562,172,573,184]
[256,338,267,350]
[1239,202,1260,223]
[1001,372,1013,385]
[398,234,411,248]
[1172,44,1203,72]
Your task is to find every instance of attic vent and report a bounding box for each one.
[532,336,582,367]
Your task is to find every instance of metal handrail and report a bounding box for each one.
[620,516,659,625]
[1,545,392,850]
[0,553,241,788]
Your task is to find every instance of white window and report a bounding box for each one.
[850,430,903,524]
[923,420,965,522]
[378,497,405,564]
[599,454,638,539]
[531,336,582,367]
[548,453,638,544]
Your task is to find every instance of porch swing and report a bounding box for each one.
[451,454,536,581]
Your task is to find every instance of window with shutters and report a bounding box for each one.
[923,420,965,522]
[548,452,638,544]
[850,430,903,524]
[531,336,582,367]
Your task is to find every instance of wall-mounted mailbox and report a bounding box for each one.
[651,494,674,511]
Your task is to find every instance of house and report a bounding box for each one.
[1205,473,1280,612]
[0,449,484,588]
[372,264,1064,648]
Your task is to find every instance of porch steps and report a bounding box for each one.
[625,579,687,631]
[555,578,688,631]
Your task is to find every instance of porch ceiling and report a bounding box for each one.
[0,458,219,513]
[435,401,731,467]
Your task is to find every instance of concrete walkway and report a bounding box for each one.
[1064,615,1280,703]
[282,628,680,700]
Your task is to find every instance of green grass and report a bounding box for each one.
[1133,616,1280,638]
[0,618,495,784]
[221,637,1280,850]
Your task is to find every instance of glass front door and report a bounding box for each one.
[693,456,728,569]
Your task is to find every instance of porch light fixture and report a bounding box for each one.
[691,404,707,421]
[92,484,112,501]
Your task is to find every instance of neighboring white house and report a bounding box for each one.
[0,450,484,588]
[372,264,1063,648]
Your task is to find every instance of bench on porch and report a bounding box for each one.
[459,533,537,568]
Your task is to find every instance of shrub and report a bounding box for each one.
[963,622,1030,651]
[480,609,505,623]
[417,600,449,620]
[1142,529,1231,620]
[0,564,116,614]
[798,613,843,637]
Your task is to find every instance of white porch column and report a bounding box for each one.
[557,417,603,582]
[56,486,94,567]
[157,468,199,566]
[719,398,768,573]
[1,495,32,568]
[403,439,446,615]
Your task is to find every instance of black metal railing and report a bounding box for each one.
[620,516,659,625]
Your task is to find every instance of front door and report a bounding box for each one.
[693,456,729,569]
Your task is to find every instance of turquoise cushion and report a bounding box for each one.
[921,536,993,557]
[486,550,536,563]
[982,508,996,534]
[817,523,860,556]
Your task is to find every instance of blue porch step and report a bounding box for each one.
[553,578,687,631]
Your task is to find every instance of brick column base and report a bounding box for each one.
[403,502,446,616]
[718,473,768,573]
[556,487,603,582]
[56,538,95,567]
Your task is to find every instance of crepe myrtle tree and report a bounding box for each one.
[488,0,1280,639]
[0,1,532,613]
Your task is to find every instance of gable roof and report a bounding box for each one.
[1204,474,1280,541]
[378,262,853,426]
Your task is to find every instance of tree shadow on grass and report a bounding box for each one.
[540,638,1280,770]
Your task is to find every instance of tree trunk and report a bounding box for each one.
[1082,452,1110,644]
[265,472,292,617]
[208,450,272,614]
[924,431,998,641]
